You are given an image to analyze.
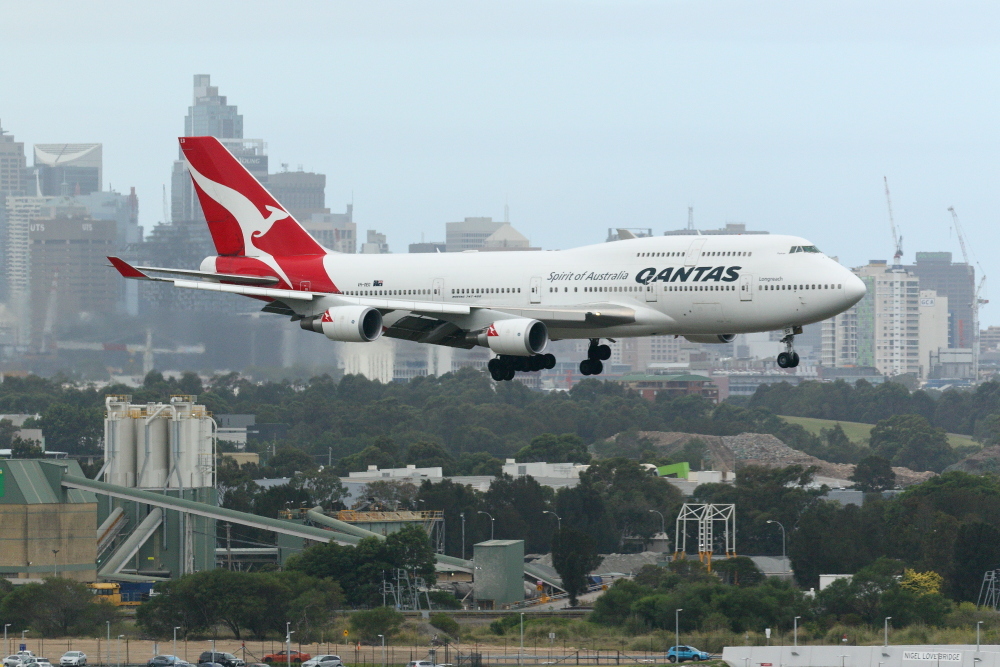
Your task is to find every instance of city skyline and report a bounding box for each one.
[2,2,998,325]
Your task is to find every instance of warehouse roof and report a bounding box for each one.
[0,459,95,504]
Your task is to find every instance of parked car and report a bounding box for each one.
[34,658,53,667]
[149,657,187,667]
[406,662,434,667]
[262,653,310,665]
[198,654,243,667]
[60,653,87,667]
[5,653,35,667]
[667,647,711,663]
[302,657,342,667]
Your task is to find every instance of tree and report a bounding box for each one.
[952,522,1000,601]
[850,455,896,492]
[35,404,102,455]
[358,480,419,510]
[712,556,764,587]
[551,527,602,606]
[0,578,117,636]
[348,606,404,641]
[384,524,436,584]
[10,435,42,458]
[869,414,957,472]
[514,433,591,464]
[292,468,347,509]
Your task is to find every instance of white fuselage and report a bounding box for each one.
[307,233,866,340]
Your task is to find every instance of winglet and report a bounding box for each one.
[108,256,150,279]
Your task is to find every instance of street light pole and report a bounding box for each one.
[477,511,495,540]
[286,624,294,667]
[460,512,466,560]
[107,622,111,665]
[117,635,124,667]
[173,627,181,661]
[52,549,59,577]
[675,609,683,657]
[543,511,561,532]
[765,520,787,568]
[4,624,9,658]
[520,613,524,665]
[977,621,983,651]
[378,635,385,667]
[794,616,801,648]
[884,617,892,647]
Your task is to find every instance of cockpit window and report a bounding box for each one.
[789,245,821,254]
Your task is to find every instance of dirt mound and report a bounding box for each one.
[945,445,1000,475]
[618,431,935,488]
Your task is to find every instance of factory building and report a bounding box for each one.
[0,459,97,581]
[99,395,217,579]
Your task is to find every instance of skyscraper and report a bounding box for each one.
[170,75,267,224]
[33,144,102,196]
[905,252,976,349]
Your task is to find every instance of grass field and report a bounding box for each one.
[778,414,980,450]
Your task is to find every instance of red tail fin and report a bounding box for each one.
[180,136,325,257]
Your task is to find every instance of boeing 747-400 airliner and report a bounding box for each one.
[110,136,866,381]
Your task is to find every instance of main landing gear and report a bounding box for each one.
[776,326,803,368]
[580,339,612,376]
[488,353,556,381]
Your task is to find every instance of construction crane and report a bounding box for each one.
[948,206,971,265]
[883,176,903,266]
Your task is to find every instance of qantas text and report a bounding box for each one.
[635,266,742,284]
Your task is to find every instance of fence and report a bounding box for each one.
[0,639,680,667]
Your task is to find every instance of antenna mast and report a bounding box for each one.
[883,177,903,266]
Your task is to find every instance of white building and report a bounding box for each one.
[502,459,589,479]
[918,290,949,379]
[347,464,444,480]
[341,337,395,383]
[306,206,355,253]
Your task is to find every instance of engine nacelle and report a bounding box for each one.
[299,306,383,342]
[683,334,737,344]
[475,318,548,356]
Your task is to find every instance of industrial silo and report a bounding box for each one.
[137,405,170,488]
[104,396,136,487]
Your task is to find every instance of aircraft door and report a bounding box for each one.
[645,282,657,302]
[433,278,444,301]
[740,274,754,302]
[530,276,542,304]
[685,238,707,267]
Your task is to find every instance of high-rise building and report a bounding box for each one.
[170,75,266,224]
[905,252,976,349]
[0,121,28,200]
[33,144,102,196]
[29,201,117,349]
[305,206,356,253]
[409,241,446,253]
[918,290,949,379]
[267,170,327,221]
[445,217,504,252]
[360,230,389,254]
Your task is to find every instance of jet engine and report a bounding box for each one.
[473,318,548,356]
[299,306,383,342]
[683,334,737,344]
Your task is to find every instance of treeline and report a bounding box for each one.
[0,578,118,637]
[788,471,1000,599]
[750,378,1000,440]
[592,557,953,634]
[137,569,342,640]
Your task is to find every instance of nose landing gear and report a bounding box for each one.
[776,326,803,368]
[580,339,612,376]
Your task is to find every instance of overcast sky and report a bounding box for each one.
[4,1,1000,322]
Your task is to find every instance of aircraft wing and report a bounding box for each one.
[109,257,636,326]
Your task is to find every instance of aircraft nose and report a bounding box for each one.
[843,272,867,305]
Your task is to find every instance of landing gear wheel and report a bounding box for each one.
[543,353,556,369]
[488,358,503,380]
[595,344,611,361]
[790,351,800,367]
[777,352,791,368]
[503,366,516,381]
[580,359,593,376]
[528,355,544,372]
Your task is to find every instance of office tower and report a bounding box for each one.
[267,170,327,221]
[0,121,28,199]
[905,252,976,349]
[445,217,504,252]
[306,205,356,253]
[360,230,389,254]
[33,144,102,196]
[170,75,266,224]
[918,290,949,379]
